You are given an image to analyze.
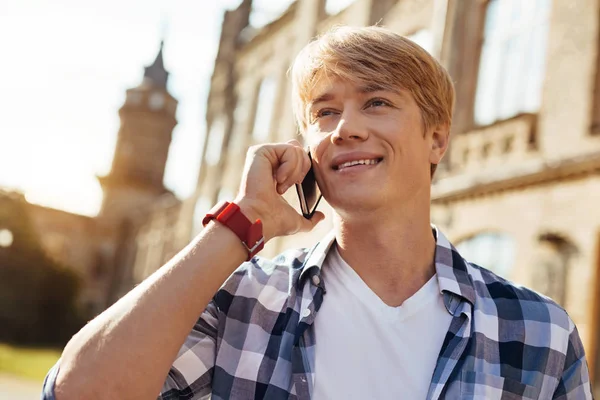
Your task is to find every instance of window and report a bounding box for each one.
[474,0,551,126]
[530,234,577,305]
[234,92,252,127]
[204,116,226,166]
[407,29,433,55]
[456,232,516,278]
[192,196,212,237]
[252,77,277,142]
[231,92,253,153]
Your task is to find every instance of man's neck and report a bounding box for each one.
[333,202,436,307]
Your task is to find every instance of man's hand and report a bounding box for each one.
[235,140,325,243]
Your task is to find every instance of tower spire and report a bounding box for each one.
[143,40,169,89]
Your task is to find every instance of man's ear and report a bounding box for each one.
[429,123,450,165]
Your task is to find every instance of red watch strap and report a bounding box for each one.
[202,201,264,260]
[202,201,229,227]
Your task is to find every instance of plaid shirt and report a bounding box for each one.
[43,226,592,399]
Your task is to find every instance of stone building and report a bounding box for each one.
[96,40,184,301]
[191,0,600,391]
[2,42,188,316]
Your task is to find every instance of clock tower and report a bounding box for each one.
[98,41,178,223]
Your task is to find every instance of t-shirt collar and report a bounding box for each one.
[298,225,476,306]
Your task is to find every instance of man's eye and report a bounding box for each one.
[367,99,389,108]
[316,109,336,118]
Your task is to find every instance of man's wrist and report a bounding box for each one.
[203,220,253,262]
[235,197,272,243]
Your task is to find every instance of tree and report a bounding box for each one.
[0,191,84,346]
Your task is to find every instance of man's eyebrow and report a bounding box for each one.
[308,92,334,108]
[357,83,402,95]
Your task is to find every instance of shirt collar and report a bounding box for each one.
[432,226,476,306]
[298,229,336,283]
[298,225,476,306]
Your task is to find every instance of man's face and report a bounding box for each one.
[304,77,447,214]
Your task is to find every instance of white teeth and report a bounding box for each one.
[337,159,380,170]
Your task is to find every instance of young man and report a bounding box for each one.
[44,26,592,399]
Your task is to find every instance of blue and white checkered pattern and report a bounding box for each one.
[42,226,592,399]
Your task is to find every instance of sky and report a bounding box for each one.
[0,0,319,216]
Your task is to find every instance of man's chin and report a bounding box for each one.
[330,194,383,214]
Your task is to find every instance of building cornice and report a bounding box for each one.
[432,151,600,204]
[237,2,297,52]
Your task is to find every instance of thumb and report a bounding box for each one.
[298,211,326,232]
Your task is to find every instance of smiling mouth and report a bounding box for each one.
[333,158,383,171]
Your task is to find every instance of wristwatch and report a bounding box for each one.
[202,201,264,261]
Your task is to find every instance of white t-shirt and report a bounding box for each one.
[313,244,453,400]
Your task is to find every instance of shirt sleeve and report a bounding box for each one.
[159,299,219,399]
[41,360,61,400]
[552,321,593,399]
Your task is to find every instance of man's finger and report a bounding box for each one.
[275,146,298,184]
[286,138,303,148]
[287,146,307,186]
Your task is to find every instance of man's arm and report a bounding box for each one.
[553,322,593,399]
[53,221,248,400]
[49,142,323,400]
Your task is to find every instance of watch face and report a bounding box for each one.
[149,93,164,110]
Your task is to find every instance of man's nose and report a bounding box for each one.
[330,110,369,143]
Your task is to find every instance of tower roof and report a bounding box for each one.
[144,40,169,89]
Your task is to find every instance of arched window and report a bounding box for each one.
[455,232,516,278]
[530,233,577,305]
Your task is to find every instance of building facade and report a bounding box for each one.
[192,0,600,392]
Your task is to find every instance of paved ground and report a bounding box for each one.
[0,374,42,399]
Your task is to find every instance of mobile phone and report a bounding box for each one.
[295,152,322,219]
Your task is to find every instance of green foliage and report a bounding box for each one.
[0,192,85,347]
[0,343,61,382]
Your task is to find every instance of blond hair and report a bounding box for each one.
[290,26,455,176]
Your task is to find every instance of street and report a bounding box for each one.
[0,374,42,400]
